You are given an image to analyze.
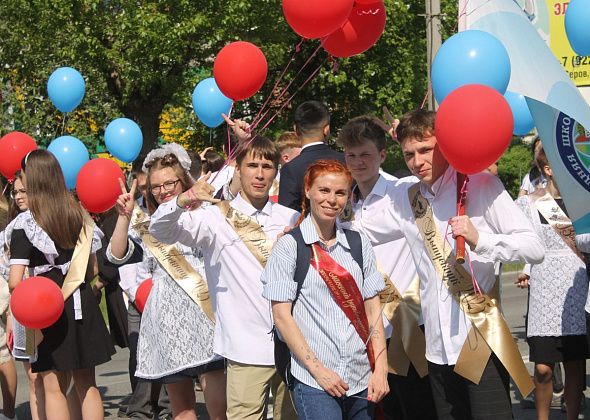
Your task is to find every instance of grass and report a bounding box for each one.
[503,262,525,273]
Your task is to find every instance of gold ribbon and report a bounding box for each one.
[408,184,534,397]
[269,179,280,197]
[24,214,95,355]
[530,189,585,263]
[61,213,95,301]
[216,201,274,268]
[132,206,214,323]
[380,273,428,378]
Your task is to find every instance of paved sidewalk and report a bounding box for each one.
[9,271,590,419]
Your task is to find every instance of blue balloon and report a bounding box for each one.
[104,118,143,163]
[504,91,534,136]
[565,0,590,56]
[47,136,89,189]
[432,30,511,104]
[47,67,86,113]
[192,78,233,128]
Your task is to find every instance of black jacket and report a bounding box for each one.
[278,143,344,212]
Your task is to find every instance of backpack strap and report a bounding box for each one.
[287,227,364,312]
[288,226,311,312]
[344,229,364,279]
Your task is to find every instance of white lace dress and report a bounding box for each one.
[108,226,219,381]
[0,227,34,362]
[516,197,588,338]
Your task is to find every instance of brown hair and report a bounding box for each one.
[275,131,301,154]
[0,179,8,231]
[534,141,549,176]
[235,136,281,170]
[297,159,353,225]
[396,109,436,143]
[7,171,26,223]
[337,115,386,151]
[23,150,84,249]
[202,150,224,174]
[144,152,194,214]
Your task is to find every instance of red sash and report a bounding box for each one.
[311,243,385,417]
[310,243,376,369]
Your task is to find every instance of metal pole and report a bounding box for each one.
[426,0,442,110]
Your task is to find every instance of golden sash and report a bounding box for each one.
[61,213,95,301]
[379,273,428,378]
[216,201,274,268]
[408,184,534,397]
[269,179,280,197]
[131,206,214,322]
[530,190,585,263]
[25,214,95,354]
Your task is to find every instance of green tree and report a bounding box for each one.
[0,0,459,161]
[498,141,532,198]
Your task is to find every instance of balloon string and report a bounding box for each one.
[257,57,327,134]
[2,180,11,196]
[443,218,483,297]
[251,44,323,131]
[61,113,68,136]
[209,103,234,186]
[420,84,430,109]
[456,0,471,33]
[209,55,326,188]
[251,38,306,128]
[207,46,324,191]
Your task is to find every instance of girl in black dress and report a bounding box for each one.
[7,150,114,420]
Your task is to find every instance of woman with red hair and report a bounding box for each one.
[262,159,388,419]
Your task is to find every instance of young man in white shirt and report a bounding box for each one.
[339,115,437,419]
[354,109,545,420]
[148,137,299,420]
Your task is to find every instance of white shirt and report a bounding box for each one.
[262,216,385,395]
[354,166,544,365]
[379,168,398,181]
[350,175,419,338]
[520,173,547,194]
[149,193,299,365]
[210,165,235,195]
[300,141,324,151]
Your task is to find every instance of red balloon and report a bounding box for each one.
[135,278,153,313]
[322,1,386,58]
[76,158,124,213]
[213,42,268,101]
[283,0,354,39]
[435,84,514,175]
[0,132,37,181]
[10,276,64,329]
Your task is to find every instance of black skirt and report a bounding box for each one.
[527,335,588,363]
[32,270,116,373]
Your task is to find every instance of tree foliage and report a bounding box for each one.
[498,140,533,198]
[1,0,457,168]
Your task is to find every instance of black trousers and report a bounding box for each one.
[428,355,512,420]
[382,363,438,420]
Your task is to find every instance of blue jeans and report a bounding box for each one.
[293,380,374,420]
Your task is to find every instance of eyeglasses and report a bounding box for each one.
[10,188,26,199]
[149,179,180,195]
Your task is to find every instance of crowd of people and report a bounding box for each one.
[0,100,588,420]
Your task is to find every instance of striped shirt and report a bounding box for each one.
[262,216,385,395]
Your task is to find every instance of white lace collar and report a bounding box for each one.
[4,211,103,262]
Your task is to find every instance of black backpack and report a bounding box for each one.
[273,226,364,387]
